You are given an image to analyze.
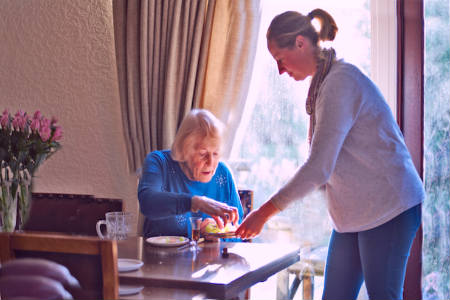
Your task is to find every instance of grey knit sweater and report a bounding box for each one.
[270,60,425,232]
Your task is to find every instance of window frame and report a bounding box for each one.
[371,0,398,116]
[396,0,424,299]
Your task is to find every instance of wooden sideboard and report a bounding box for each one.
[23,193,123,236]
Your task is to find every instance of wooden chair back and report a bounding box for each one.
[238,189,254,218]
[0,232,119,300]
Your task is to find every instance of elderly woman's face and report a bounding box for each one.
[184,138,221,183]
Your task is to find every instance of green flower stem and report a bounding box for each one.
[18,181,31,229]
[1,181,17,232]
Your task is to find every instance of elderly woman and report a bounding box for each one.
[138,109,243,238]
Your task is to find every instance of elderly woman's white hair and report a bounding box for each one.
[171,109,225,162]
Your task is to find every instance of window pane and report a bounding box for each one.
[423,1,450,299]
[229,0,370,248]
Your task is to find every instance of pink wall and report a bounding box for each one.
[0,0,138,230]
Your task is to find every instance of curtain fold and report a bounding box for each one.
[113,0,215,172]
[200,0,262,158]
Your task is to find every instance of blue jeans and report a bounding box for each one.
[322,204,421,300]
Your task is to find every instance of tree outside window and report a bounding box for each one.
[423,1,450,299]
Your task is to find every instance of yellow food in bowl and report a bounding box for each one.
[204,223,236,234]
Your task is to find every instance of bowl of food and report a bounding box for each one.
[202,219,237,239]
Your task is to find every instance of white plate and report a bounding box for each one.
[118,258,144,272]
[119,284,144,296]
[146,236,190,247]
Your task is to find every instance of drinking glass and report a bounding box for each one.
[96,212,132,240]
[189,216,202,249]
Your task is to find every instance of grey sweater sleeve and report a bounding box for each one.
[270,64,362,210]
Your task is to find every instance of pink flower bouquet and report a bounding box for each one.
[0,109,62,175]
[0,108,63,231]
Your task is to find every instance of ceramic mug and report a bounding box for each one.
[96,211,132,240]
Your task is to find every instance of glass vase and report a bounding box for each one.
[0,179,18,232]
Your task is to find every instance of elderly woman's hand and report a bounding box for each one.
[200,218,220,242]
[191,196,239,229]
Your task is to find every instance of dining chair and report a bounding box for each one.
[238,189,254,218]
[280,246,327,300]
[0,231,119,300]
[24,193,123,236]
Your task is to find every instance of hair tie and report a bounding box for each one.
[307,12,314,21]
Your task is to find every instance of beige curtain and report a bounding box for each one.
[200,0,261,158]
[113,0,216,172]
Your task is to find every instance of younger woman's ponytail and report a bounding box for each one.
[307,9,338,42]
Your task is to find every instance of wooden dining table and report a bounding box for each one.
[117,236,300,299]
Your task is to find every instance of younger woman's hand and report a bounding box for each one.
[235,210,266,239]
[235,200,280,239]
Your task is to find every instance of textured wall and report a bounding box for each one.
[0,1,138,225]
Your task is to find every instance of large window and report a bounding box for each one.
[423,0,450,299]
[225,1,412,299]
